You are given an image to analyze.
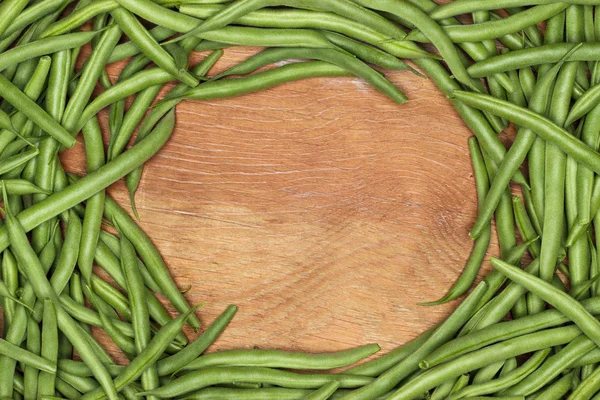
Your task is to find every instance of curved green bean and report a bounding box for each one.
[181,344,380,372]
[410,4,567,43]
[138,366,374,397]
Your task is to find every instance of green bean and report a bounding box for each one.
[108,84,163,161]
[114,0,205,32]
[169,61,367,107]
[503,334,596,395]
[411,4,567,44]
[0,301,29,397]
[0,31,97,74]
[80,305,201,400]
[201,26,336,49]
[38,299,58,397]
[212,48,406,103]
[519,68,536,103]
[537,61,577,305]
[39,0,118,38]
[528,373,573,400]
[77,118,106,285]
[12,60,44,109]
[57,360,124,378]
[182,387,316,400]
[0,148,40,176]
[340,282,487,400]
[33,50,69,250]
[0,335,56,374]
[0,0,30,38]
[0,74,74,147]
[0,110,14,132]
[139,367,373,397]
[326,33,417,71]
[431,378,458,400]
[492,257,600,347]
[67,273,91,334]
[386,326,582,400]
[108,26,175,64]
[451,91,600,175]
[98,231,163,294]
[63,24,121,135]
[49,211,81,296]
[54,378,81,399]
[1,250,19,327]
[182,344,380,372]
[513,196,541,258]
[468,43,600,78]
[23,317,40,400]
[432,0,600,19]
[106,53,152,149]
[90,276,132,320]
[0,180,49,196]
[0,31,20,54]
[448,349,550,399]
[157,304,237,376]
[566,82,600,126]
[118,220,160,394]
[304,381,341,400]
[505,69,526,108]
[55,370,99,394]
[111,7,198,88]
[450,374,470,394]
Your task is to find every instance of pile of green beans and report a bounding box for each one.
[2,0,600,398]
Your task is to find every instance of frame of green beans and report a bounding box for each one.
[1,0,600,399]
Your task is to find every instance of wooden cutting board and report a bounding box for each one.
[61,47,503,365]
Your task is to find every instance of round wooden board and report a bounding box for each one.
[60,47,502,365]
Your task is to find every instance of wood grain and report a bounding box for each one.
[60,47,503,364]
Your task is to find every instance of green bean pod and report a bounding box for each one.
[182,344,380,372]
[138,367,374,397]
[408,4,568,43]
[111,7,198,87]
[38,299,58,397]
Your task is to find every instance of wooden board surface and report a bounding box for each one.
[61,47,504,364]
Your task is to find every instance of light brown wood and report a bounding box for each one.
[60,48,502,364]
